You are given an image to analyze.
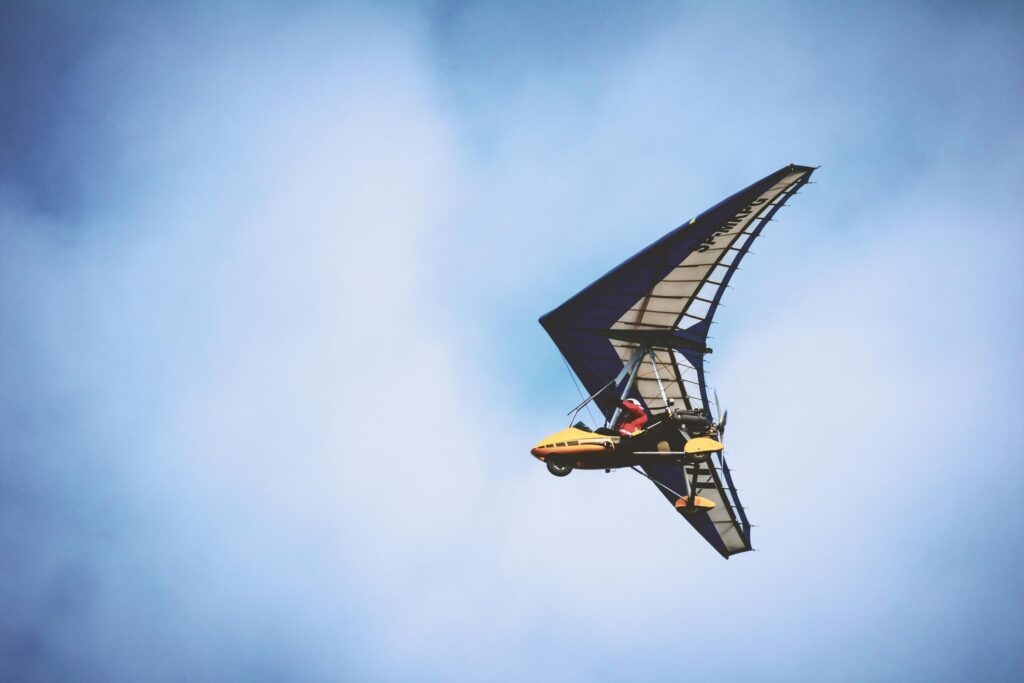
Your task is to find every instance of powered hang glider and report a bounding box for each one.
[530,164,816,558]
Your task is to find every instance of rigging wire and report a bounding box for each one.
[560,353,599,427]
[628,465,687,499]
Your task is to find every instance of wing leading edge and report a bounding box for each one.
[539,164,815,557]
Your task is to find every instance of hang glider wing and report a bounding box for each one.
[538,163,815,557]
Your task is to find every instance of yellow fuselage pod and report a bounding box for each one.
[530,427,616,467]
[531,427,615,458]
[531,422,715,471]
[530,426,662,470]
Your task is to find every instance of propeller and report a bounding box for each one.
[713,389,728,439]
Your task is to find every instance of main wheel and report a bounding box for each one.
[546,460,574,477]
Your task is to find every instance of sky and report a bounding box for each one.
[1,1,1023,681]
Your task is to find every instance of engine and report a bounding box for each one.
[670,408,715,436]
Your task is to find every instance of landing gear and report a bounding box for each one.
[546,460,574,477]
[675,456,717,513]
[675,495,716,514]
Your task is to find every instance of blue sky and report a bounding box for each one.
[2,2,1022,681]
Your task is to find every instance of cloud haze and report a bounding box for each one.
[2,2,1022,681]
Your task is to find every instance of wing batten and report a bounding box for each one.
[698,172,813,341]
[718,454,750,535]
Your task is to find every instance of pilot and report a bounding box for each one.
[617,398,649,437]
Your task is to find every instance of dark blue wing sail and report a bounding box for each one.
[539,163,815,557]
[540,164,814,416]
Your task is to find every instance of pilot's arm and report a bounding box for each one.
[620,399,645,418]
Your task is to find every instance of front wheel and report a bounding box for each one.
[546,460,574,477]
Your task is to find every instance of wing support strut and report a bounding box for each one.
[647,349,672,412]
[605,344,649,429]
[567,344,651,428]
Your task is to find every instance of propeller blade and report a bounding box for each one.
[713,389,727,440]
